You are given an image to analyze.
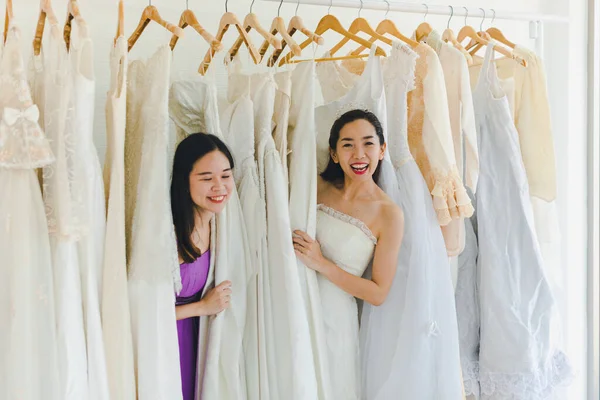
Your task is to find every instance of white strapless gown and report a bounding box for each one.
[316,204,377,400]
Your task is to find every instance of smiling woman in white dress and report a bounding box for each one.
[292,109,404,400]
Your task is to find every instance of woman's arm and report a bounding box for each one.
[175,280,232,320]
[293,204,404,306]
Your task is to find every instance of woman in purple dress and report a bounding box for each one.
[170,133,235,400]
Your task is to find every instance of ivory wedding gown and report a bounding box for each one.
[127,45,181,399]
[0,22,59,400]
[315,45,463,399]
[31,22,88,400]
[102,35,136,400]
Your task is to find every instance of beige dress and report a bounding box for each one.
[407,44,474,254]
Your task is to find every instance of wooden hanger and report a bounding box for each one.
[64,0,89,51]
[227,6,282,63]
[199,11,261,75]
[329,17,393,56]
[33,0,60,56]
[288,52,371,64]
[4,0,13,44]
[486,27,516,49]
[258,9,302,65]
[267,12,323,66]
[414,3,432,42]
[170,8,222,53]
[115,0,124,44]
[457,25,526,67]
[351,18,419,56]
[441,6,472,65]
[279,14,386,66]
[127,4,184,52]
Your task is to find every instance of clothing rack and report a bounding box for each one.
[261,0,569,22]
[261,0,569,57]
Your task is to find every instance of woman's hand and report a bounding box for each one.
[197,280,232,316]
[292,230,330,273]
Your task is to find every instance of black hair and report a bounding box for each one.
[320,109,385,186]
[171,133,235,264]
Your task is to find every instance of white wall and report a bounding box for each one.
[7,0,592,398]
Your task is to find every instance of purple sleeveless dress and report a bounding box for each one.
[176,251,211,400]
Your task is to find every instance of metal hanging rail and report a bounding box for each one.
[261,0,569,23]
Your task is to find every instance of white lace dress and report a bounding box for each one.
[31,22,88,400]
[0,22,60,400]
[126,45,181,400]
[464,44,571,400]
[288,61,333,400]
[242,70,318,400]
[70,26,110,400]
[103,36,136,400]
[169,75,252,400]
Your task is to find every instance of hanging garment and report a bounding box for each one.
[364,42,464,400]
[169,76,252,400]
[273,71,291,188]
[241,70,318,400]
[127,45,181,400]
[424,31,479,193]
[103,36,136,400]
[70,27,110,400]
[455,189,481,399]
[31,23,88,400]
[288,61,333,400]
[468,44,571,399]
[407,43,473,255]
[220,66,262,400]
[0,22,59,400]
[468,47,562,309]
[176,252,211,400]
[316,205,377,400]
[316,43,463,400]
[422,31,479,260]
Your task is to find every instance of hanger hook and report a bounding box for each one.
[295,0,300,16]
[479,8,486,31]
[463,6,468,26]
[447,5,453,29]
[422,3,428,21]
[186,0,189,9]
[358,0,363,18]
[225,0,228,12]
[327,0,332,15]
[491,9,496,26]
[278,0,284,17]
[384,0,390,18]
[251,0,256,13]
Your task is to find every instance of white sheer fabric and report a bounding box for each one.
[241,70,318,400]
[70,27,110,400]
[288,62,333,400]
[169,76,252,399]
[31,23,88,400]
[220,73,261,400]
[462,44,571,399]
[0,22,60,400]
[127,45,181,400]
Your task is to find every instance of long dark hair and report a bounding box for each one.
[320,109,385,186]
[171,133,235,264]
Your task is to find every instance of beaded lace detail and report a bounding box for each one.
[317,204,377,245]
